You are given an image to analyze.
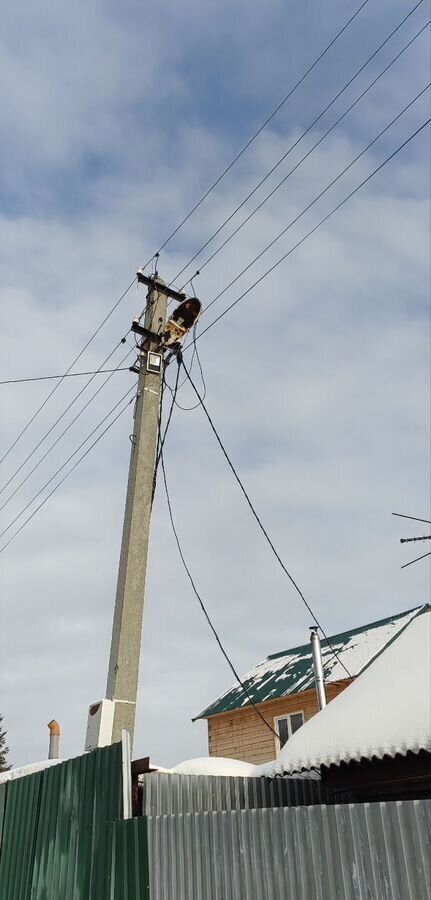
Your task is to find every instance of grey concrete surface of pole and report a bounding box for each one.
[106,277,167,747]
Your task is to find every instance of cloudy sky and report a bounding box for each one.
[1,0,429,768]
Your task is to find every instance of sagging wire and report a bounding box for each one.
[159,446,280,740]
[152,355,182,502]
[180,359,353,680]
[164,274,207,412]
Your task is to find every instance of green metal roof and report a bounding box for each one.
[194,604,428,720]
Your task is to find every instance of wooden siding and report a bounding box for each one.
[207,680,352,765]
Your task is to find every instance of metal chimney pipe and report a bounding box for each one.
[310,628,327,710]
[47,720,60,759]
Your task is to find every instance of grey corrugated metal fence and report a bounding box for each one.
[145,800,431,900]
[141,772,325,815]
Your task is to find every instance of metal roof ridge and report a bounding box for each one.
[266,603,427,661]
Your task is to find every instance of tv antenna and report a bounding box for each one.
[392,513,431,569]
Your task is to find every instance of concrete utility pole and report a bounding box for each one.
[105,276,168,745]
[84,272,201,753]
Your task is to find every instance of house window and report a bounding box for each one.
[274,712,304,750]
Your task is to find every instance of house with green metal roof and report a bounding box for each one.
[194,604,427,766]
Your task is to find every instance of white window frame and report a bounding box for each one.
[274,710,304,753]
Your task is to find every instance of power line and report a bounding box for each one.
[153,0,370,261]
[0,385,137,553]
[181,359,352,680]
[0,367,133,386]
[0,1,382,475]
[171,2,426,288]
[177,15,429,289]
[193,86,429,335]
[0,279,136,467]
[0,342,134,499]
[0,350,134,514]
[160,449,280,739]
[194,115,430,346]
[0,2,402,479]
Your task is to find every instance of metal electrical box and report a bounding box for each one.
[84,699,115,751]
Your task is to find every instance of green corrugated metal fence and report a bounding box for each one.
[110,816,150,900]
[0,783,7,849]
[0,770,44,900]
[0,743,123,900]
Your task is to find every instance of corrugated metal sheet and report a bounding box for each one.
[265,611,431,776]
[0,769,44,900]
[141,772,326,815]
[0,742,123,900]
[195,605,426,718]
[146,800,431,900]
[0,782,6,848]
[110,816,149,900]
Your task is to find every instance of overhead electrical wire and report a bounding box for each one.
[160,449,280,739]
[0,279,136,467]
[0,343,135,499]
[192,115,430,348]
[0,384,137,553]
[0,0,377,472]
[0,350,135,514]
[175,14,429,289]
[180,359,352,679]
[152,0,370,265]
[188,86,430,340]
[159,366,343,736]
[170,1,426,288]
[0,0,395,476]
[0,367,132,386]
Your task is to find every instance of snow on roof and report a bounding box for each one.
[164,757,321,778]
[195,605,426,719]
[258,608,431,776]
[0,758,62,784]
[168,757,258,777]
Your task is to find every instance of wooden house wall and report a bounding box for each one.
[207,680,352,765]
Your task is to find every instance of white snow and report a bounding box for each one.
[260,610,431,776]
[168,757,257,777]
[0,758,62,784]
[198,607,423,718]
